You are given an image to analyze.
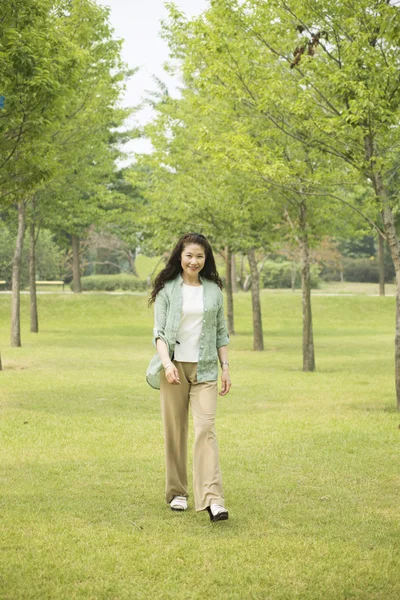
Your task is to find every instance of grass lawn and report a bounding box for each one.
[0,290,399,600]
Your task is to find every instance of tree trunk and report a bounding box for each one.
[0,352,3,371]
[291,261,296,292]
[368,167,400,407]
[375,196,400,410]
[72,234,82,293]
[11,201,26,347]
[127,249,139,277]
[381,204,400,410]
[247,248,264,351]
[231,253,237,293]
[299,202,316,372]
[225,247,235,335]
[240,254,245,289]
[29,222,39,333]
[95,247,102,275]
[365,134,400,409]
[378,233,385,297]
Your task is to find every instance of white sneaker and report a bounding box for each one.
[170,496,188,511]
[208,503,229,522]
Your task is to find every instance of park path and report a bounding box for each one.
[0,291,395,297]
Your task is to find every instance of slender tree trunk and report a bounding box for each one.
[381,204,400,410]
[225,247,235,335]
[299,202,316,372]
[240,254,245,289]
[247,248,264,351]
[231,253,237,293]
[374,190,400,410]
[127,249,139,277]
[365,130,400,409]
[365,136,400,408]
[378,233,385,297]
[29,222,39,333]
[95,247,102,275]
[11,201,26,347]
[368,185,398,407]
[0,352,3,371]
[71,234,82,293]
[291,261,296,292]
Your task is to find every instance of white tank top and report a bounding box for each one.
[174,283,204,362]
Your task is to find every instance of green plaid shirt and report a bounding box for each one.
[146,274,230,389]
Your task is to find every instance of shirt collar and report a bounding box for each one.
[178,273,204,285]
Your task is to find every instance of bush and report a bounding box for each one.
[76,274,149,292]
[0,225,65,288]
[343,257,394,283]
[260,260,321,289]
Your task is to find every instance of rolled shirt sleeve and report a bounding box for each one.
[153,287,169,350]
[216,290,230,348]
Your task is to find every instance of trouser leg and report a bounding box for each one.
[160,362,190,503]
[189,368,224,512]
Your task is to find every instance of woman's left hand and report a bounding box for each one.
[219,369,231,396]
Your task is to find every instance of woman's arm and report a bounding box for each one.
[153,288,180,385]
[153,288,168,347]
[156,338,180,385]
[217,345,231,396]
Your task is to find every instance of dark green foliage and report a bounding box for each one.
[76,274,148,292]
[0,224,64,288]
[339,236,376,259]
[261,260,321,289]
[342,258,395,284]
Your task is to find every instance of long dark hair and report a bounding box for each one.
[149,233,223,305]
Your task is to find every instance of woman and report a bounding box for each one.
[146,233,231,522]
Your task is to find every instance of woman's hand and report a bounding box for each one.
[165,364,181,385]
[219,368,231,396]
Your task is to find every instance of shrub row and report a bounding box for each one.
[76,257,394,292]
[342,258,394,283]
[261,258,394,286]
[260,260,321,289]
[75,274,149,292]
[320,258,395,283]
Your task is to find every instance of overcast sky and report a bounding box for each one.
[99,0,209,156]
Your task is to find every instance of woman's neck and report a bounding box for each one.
[181,273,201,286]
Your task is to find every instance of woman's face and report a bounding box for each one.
[180,243,206,279]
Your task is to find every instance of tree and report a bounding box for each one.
[158,2,368,370]
[167,0,400,403]
[239,0,400,404]
[0,0,131,348]
[134,87,281,350]
[99,165,150,277]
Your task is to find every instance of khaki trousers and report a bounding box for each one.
[160,361,224,511]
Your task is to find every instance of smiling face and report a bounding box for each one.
[180,243,206,281]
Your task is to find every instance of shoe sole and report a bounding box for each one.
[171,506,187,511]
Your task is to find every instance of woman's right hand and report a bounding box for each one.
[165,364,181,385]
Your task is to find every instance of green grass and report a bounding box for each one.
[317,281,397,295]
[0,291,399,600]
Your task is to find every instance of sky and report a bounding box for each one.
[99,0,209,156]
